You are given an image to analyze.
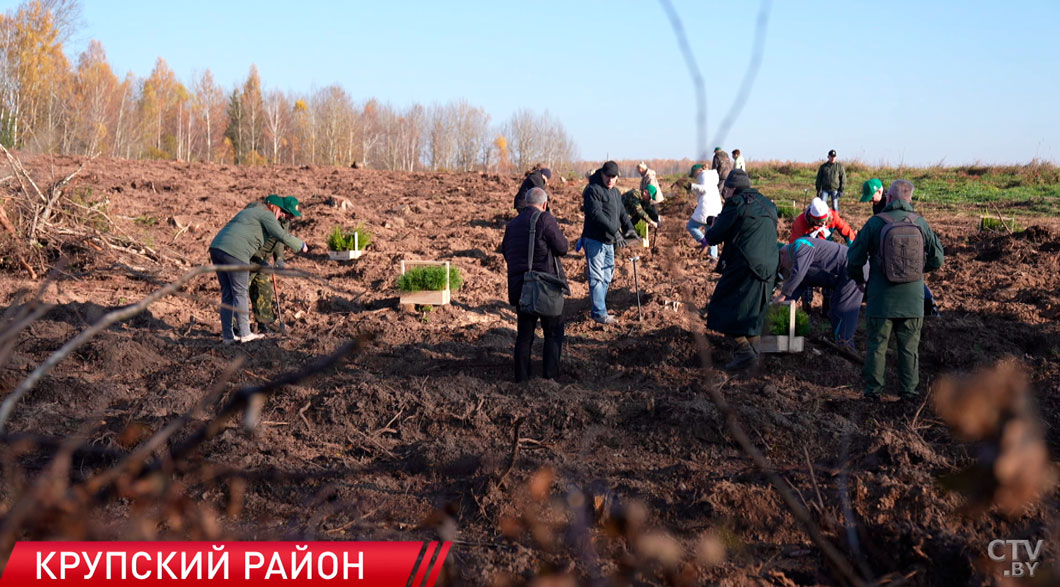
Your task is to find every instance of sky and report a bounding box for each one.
[8,0,1060,165]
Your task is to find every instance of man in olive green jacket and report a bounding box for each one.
[847,180,944,399]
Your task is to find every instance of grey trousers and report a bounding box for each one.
[210,248,251,340]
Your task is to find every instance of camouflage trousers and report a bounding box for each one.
[248,270,276,326]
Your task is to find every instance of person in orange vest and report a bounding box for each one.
[789,197,857,243]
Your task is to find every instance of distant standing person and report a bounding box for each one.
[686,163,722,260]
[209,195,308,345]
[502,187,570,382]
[580,160,637,325]
[815,149,847,213]
[703,169,779,370]
[732,149,746,171]
[712,147,733,190]
[847,180,944,399]
[514,166,552,210]
[637,162,663,203]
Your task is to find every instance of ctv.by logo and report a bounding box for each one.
[988,539,1044,578]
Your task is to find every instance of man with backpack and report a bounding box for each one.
[847,180,944,400]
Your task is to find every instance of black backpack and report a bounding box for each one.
[876,212,925,283]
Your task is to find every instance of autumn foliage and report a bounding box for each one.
[0,1,577,171]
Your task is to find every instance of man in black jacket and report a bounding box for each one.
[580,160,637,325]
[502,187,569,381]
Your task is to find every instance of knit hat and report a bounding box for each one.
[645,184,657,198]
[807,198,830,223]
[689,163,704,178]
[861,178,883,202]
[724,169,751,190]
[601,160,620,177]
[282,195,303,217]
[539,168,552,180]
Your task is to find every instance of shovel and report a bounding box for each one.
[271,273,288,334]
[630,256,643,322]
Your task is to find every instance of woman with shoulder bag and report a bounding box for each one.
[501,187,570,382]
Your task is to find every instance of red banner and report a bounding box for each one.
[1,541,451,586]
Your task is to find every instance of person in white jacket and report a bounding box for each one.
[685,164,723,260]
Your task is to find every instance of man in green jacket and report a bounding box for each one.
[704,169,779,370]
[209,195,308,344]
[815,149,847,213]
[847,180,944,399]
[249,195,302,332]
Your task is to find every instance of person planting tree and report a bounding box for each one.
[775,237,868,351]
[513,165,552,210]
[621,184,661,231]
[209,194,309,345]
[248,195,302,333]
[788,197,857,244]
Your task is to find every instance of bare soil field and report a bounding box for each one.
[1,155,1059,585]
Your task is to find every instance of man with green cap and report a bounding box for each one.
[703,169,779,370]
[248,195,302,332]
[861,178,886,215]
[621,184,661,230]
[847,179,944,399]
[209,195,309,344]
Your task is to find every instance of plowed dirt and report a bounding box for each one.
[2,154,1059,585]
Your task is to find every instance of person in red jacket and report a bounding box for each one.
[789,197,857,243]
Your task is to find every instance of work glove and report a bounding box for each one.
[623,228,639,240]
[614,234,629,249]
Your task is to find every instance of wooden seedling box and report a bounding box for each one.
[327,232,363,260]
[759,301,805,353]
[979,215,1018,233]
[399,260,451,306]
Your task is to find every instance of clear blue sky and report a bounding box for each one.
[12,0,1060,165]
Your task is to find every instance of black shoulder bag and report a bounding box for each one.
[518,210,569,317]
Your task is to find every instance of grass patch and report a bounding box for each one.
[327,224,372,251]
[766,304,810,337]
[397,265,463,292]
[134,215,158,226]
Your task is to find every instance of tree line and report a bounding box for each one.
[0,0,578,172]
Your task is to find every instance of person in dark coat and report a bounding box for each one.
[502,187,569,381]
[847,179,944,399]
[776,237,868,349]
[513,167,552,210]
[711,147,733,190]
[703,169,779,370]
[580,160,637,325]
